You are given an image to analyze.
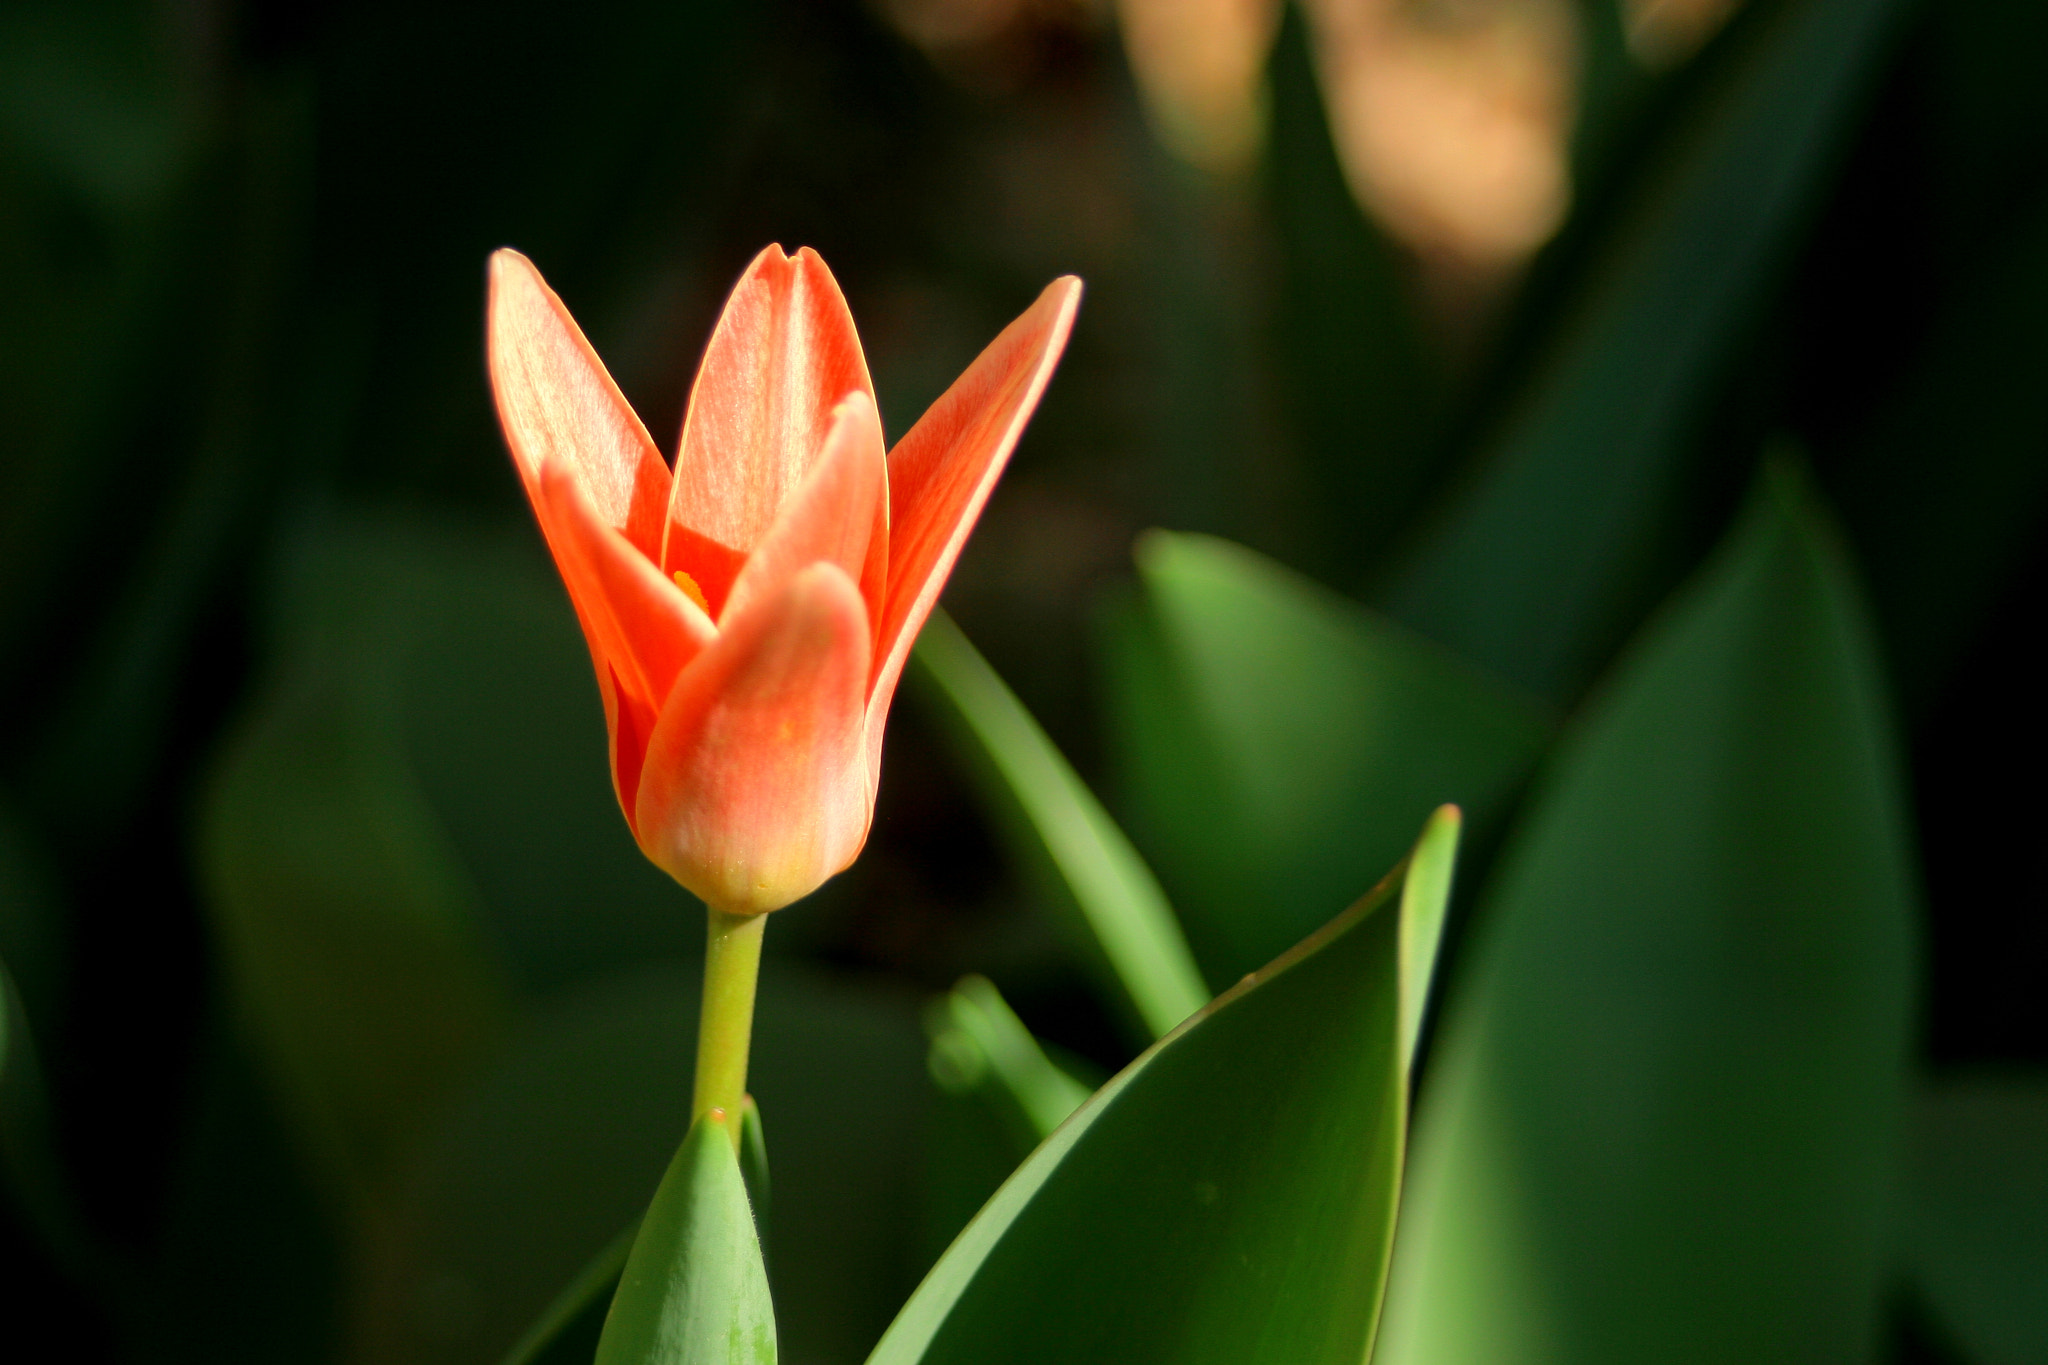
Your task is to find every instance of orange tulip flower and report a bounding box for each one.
[487,246,1081,915]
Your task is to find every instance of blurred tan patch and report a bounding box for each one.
[1301,0,1578,276]
[873,0,1099,88]
[1116,0,1285,175]
[878,0,1034,51]
[1623,0,1743,67]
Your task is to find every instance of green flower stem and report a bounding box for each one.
[693,905,767,1141]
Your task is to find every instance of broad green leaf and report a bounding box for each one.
[925,976,1094,1149]
[594,1110,775,1365]
[1383,0,1910,701]
[1103,531,1548,985]
[1904,1075,2048,1365]
[197,510,707,1209]
[1261,4,1438,586]
[914,1089,1034,1281]
[387,521,698,993]
[869,811,1459,1365]
[1376,466,1917,1365]
[352,963,929,1365]
[197,522,518,1210]
[912,609,1209,1039]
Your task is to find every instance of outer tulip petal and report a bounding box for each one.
[868,276,1082,759]
[537,459,717,713]
[487,249,671,560]
[662,245,876,613]
[594,660,661,840]
[721,390,887,631]
[634,562,874,914]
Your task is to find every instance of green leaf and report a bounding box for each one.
[1904,1074,2048,1365]
[1383,0,1912,701]
[594,1110,775,1365]
[1398,805,1460,1069]
[1261,3,1438,585]
[911,609,1209,1039]
[196,509,711,1211]
[387,521,699,993]
[196,520,518,1209]
[735,1095,769,1241]
[352,964,929,1365]
[1102,532,1549,986]
[1375,465,1917,1365]
[868,811,1459,1365]
[925,976,1094,1150]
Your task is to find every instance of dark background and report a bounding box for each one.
[1,0,2042,1361]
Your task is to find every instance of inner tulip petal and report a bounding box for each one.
[538,459,717,713]
[661,245,876,608]
[488,249,671,560]
[634,562,874,914]
[720,390,887,631]
[868,276,1083,765]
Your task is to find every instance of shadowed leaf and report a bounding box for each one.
[869,810,1459,1365]
[1377,466,1917,1365]
[1384,0,1911,701]
[1905,1074,2048,1365]
[913,609,1209,1039]
[1102,532,1547,986]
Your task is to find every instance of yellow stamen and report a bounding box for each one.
[673,570,711,615]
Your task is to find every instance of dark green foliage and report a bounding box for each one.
[1378,468,1917,1364]
[594,1113,775,1365]
[1905,1076,2048,1365]
[1381,0,1911,702]
[1101,532,1548,985]
[0,0,2042,1360]
[870,813,1454,1365]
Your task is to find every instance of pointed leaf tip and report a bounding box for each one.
[1398,805,1461,1069]
[870,857,1407,1365]
[1376,472,1915,1365]
[595,1110,776,1365]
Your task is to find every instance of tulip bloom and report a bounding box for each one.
[487,247,1081,915]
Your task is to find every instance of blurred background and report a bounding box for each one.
[1,0,2043,1361]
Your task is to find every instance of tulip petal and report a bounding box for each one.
[634,562,874,914]
[663,246,877,612]
[537,459,717,714]
[868,276,1082,756]
[487,249,671,560]
[721,390,887,631]
[596,661,662,841]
